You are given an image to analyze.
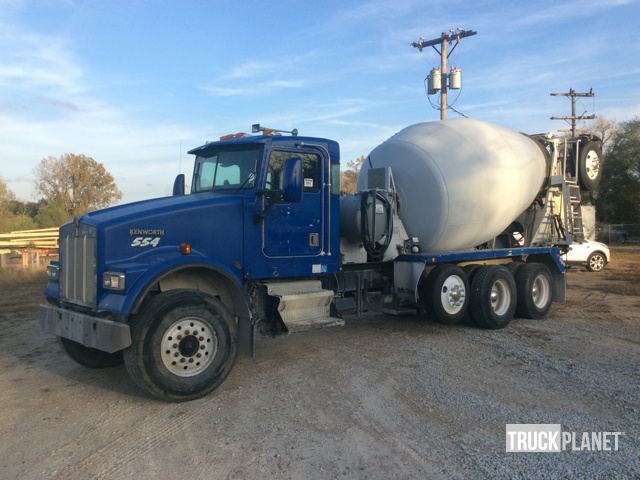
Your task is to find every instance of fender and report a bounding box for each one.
[124,257,256,356]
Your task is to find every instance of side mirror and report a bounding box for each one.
[173,174,185,196]
[282,156,303,203]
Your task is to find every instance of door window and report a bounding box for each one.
[266,151,321,192]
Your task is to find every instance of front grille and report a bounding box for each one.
[60,224,97,307]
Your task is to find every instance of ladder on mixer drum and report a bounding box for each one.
[564,180,585,242]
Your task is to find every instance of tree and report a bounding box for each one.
[0,177,15,207]
[0,177,36,233]
[590,116,617,150]
[340,155,365,194]
[34,154,122,217]
[597,118,640,223]
[35,197,70,228]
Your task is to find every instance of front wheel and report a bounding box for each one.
[59,337,123,368]
[124,290,237,402]
[586,252,607,272]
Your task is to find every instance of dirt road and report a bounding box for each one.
[1,249,639,479]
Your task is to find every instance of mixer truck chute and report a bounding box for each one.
[39,118,591,401]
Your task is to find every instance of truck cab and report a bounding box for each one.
[41,132,343,400]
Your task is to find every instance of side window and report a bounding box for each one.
[197,157,217,191]
[266,151,321,192]
[331,163,340,195]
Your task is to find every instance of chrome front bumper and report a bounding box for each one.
[39,304,131,353]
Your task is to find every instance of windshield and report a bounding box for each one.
[191,148,259,193]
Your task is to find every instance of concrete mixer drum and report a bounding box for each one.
[358,118,549,252]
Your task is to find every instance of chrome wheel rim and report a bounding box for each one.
[490,278,510,316]
[589,254,605,271]
[440,274,466,315]
[585,150,601,180]
[160,317,217,377]
[531,274,550,309]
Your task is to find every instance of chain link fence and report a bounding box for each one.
[596,224,640,245]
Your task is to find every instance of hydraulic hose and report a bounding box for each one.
[360,190,393,261]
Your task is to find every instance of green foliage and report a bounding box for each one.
[597,118,640,223]
[35,197,70,228]
[0,212,36,233]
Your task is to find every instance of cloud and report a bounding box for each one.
[201,79,305,97]
[201,53,317,97]
[226,60,278,79]
[0,21,208,203]
[513,0,636,26]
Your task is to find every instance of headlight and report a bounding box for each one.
[46,264,59,281]
[102,271,126,291]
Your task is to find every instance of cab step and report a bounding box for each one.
[266,280,344,333]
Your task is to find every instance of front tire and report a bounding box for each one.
[124,290,237,402]
[586,252,607,272]
[469,266,516,329]
[59,337,123,368]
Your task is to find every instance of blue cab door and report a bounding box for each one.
[262,149,325,257]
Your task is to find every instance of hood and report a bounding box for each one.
[585,240,610,251]
[88,191,245,276]
[79,192,238,229]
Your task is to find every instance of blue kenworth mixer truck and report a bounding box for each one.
[40,119,603,401]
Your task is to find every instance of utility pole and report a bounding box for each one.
[411,29,477,120]
[550,88,595,138]
[440,33,447,120]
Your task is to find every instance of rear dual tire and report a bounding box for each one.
[515,263,553,319]
[469,266,517,329]
[423,262,553,328]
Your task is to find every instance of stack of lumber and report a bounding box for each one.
[0,227,59,252]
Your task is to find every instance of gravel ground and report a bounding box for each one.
[1,248,639,479]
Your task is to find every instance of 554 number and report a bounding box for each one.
[131,236,161,247]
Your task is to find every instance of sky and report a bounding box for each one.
[1,0,639,203]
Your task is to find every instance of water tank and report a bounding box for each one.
[340,192,391,239]
[357,118,547,252]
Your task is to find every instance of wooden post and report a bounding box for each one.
[440,32,447,121]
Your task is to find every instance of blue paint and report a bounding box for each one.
[396,246,565,273]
